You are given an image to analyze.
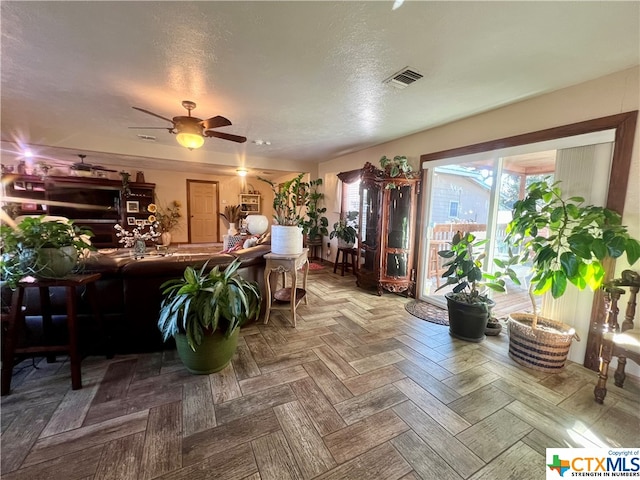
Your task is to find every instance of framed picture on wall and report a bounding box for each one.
[126,201,139,213]
[127,217,136,226]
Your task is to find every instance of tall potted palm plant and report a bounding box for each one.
[502,179,640,372]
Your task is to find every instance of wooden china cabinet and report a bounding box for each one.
[356,162,421,296]
[1,174,155,248]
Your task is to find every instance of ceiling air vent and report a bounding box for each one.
[383,67,423,89]
[137,134,156,141]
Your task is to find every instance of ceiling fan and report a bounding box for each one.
[70,154,117,177]
[130,100,247,150]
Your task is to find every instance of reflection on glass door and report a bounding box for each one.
[422,162,493,308]
[420,151,557,315]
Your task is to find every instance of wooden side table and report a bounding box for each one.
[263,249,309,327]
[1,273,103,395]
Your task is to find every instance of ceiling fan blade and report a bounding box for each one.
[91,166,118,172]
[204,130,247,143]
[200,115,232,130]
[128,126,174,130]
[132,106,174,124]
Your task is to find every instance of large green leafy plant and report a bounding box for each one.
[157,259,261,351]
[0,216,94,287]
[258,173,307,226]
[505,179,640,305]
[302,178,328,240]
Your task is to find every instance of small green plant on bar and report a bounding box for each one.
[0,216,94,287]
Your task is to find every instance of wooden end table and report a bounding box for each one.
[1,273,103,395]
[263,249,309,327]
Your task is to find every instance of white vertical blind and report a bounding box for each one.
[541,142,613,364]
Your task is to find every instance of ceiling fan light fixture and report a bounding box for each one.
[176,132,204,150]
[236,168,248,177]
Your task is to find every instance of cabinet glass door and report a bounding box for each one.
[387,186,412,249]
[385,186,412,278]
[359,183,381,271]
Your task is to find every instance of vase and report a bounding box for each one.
[337,239,355,249]
[160,232,172,246]
[228,223,238,236]
[271,225,303,255]
[245,215,269,235]
[132,239,146,258]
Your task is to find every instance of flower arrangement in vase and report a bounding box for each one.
[114,205,160,257]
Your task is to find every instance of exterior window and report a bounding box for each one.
[448,200,459,218]
[341,180,361,218]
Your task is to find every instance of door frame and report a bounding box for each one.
[419,110,638,371]
[186,179,220,244]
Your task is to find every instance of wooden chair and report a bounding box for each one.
[594,270,640,404]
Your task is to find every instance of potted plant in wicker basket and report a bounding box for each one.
[502,179,640,372]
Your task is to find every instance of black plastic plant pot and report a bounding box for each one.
[445,293,495,343]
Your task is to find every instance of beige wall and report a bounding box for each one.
[318,66,640,265]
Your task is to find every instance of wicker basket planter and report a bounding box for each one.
[507,313,578,373]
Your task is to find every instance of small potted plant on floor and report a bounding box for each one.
[330,211,359,248]
[436,231,515,342]
[502,179,640,372]
[157,258,261,374]
[258,173,307,254]
[0,216,94,287]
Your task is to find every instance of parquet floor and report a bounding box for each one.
[2,267,639,479]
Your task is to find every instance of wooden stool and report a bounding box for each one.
[334,247,357,276]
[1,273,103,395]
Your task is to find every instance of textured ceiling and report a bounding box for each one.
[1,1,639,172]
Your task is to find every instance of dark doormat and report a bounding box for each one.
[404,300,449,326]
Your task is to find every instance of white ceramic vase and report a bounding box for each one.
[160,232,172,246]
[271,225,303,255]
[228,223,238,236]
[245,215,269,235]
